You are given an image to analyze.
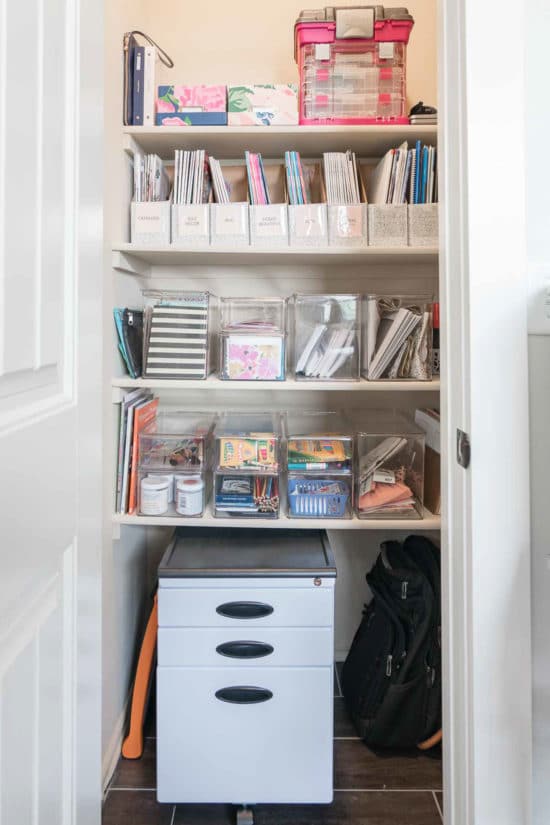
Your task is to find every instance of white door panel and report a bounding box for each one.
[0,0,102,823]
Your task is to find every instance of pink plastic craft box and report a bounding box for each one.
[294,6,414,125]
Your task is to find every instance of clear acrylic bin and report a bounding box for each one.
[355,424,425,519]
[362,294,433,381]
[138,411,215,472]
[287,475,352,518]
[219,297,286,381]
[214,411,282,473]
[292,294,361,381]
[171,204,210,247]
[138,470,207,517]
[131,201,171,246]
[142,290,211,380]
[408,204,439,247]
[286,411,353,519]
[327,204,368,247]
[367,204,408,247]
[214,471,280,518]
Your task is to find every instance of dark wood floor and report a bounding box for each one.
[103,665,443,825]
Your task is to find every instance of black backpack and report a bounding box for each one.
[342,535,441,749]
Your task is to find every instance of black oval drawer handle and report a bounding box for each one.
[215,686,273,704]
[216,641,274,659]
[216,601,274,620]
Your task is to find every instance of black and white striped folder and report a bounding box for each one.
[144,292,209,379]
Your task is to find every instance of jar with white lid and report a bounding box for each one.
[175,475,205,516]
[140,475,171,515]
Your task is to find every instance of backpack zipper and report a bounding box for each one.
[386,654,393,677]
[401,581,408,600]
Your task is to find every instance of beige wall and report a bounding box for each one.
[134,0,437,112]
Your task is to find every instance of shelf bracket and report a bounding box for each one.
[112,386,125,404]
[122,133,143,159]
[112,250,152,278]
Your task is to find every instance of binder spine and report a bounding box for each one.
[132,46,145,125]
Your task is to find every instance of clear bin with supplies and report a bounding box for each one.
[292,293,361,381]
[213,411,283,518]
[137,411,215,517]
[362,294,433,381]
[354,411,425,519]
[219,297,286,381]
[294,5,414,125]
[286,411,353,519]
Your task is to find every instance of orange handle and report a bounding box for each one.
[418,728,442,750]
[122,595,158,759]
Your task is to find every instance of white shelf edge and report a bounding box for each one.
[111,375,440,393]
[113,507,440,531]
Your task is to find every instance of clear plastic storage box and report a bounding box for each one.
[292,293,361,380]
[137,411,215,517]
[213,412,282,518]
[362,294,433,380]
[286,412,353,519]
[142,290,211,380]
[294,6,414,125]
[219,297,286,381]
[354,413,425,519]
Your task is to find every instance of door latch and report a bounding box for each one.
[456,429,471,469]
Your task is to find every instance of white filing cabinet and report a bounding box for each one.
[157,528,336,805]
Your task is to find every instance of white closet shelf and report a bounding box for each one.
[112,375,440,393]
[112,244,438,274]
[123,124,437,160]
[113,507,440,531]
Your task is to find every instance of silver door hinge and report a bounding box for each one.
[456,429,471,468]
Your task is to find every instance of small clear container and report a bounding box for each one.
[286,411,353,519]
[213,412,282,518]
[214,412,282,473]
[362,294,433,381]
[219,297,286,381]
[292,294,360,381]
[214,472,280,518]
[142,290,211,380]
[354,413,425,519]
[137,411,215,518]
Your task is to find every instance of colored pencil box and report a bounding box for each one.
[156,85,228,126]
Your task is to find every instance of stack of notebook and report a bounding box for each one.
[143,292,210,379]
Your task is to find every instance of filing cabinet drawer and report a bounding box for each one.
[157,665,333,803]
[158,584,334,628]
[158,626,333,667]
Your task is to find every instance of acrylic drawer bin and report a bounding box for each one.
[171,204,210,247]
[362,294,433,381]
[355,428,425,519]
[219,297,286,381]
[292,293,361,381]
[327,204,367,247]
[131,201,170,246]
[367,204,408,247]
[287,476,352,518]
[408,204,439,247]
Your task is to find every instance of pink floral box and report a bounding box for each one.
[227,84,299,126]
[156,85,227,125]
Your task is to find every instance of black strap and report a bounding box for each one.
[129,31,174,68]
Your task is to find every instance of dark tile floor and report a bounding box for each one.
[104,665,443,825]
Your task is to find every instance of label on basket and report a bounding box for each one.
[335,205,363,238]
[177,206,208,236]
[214,204,247,237]
[253,206,286,238]
[373,469,396,484]
[294,206,325,239]
[134,203,165,235]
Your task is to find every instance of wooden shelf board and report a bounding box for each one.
[113,506,440,531]
[112,243,439,273]
[112,375,440,393]
[123,124,438,160]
